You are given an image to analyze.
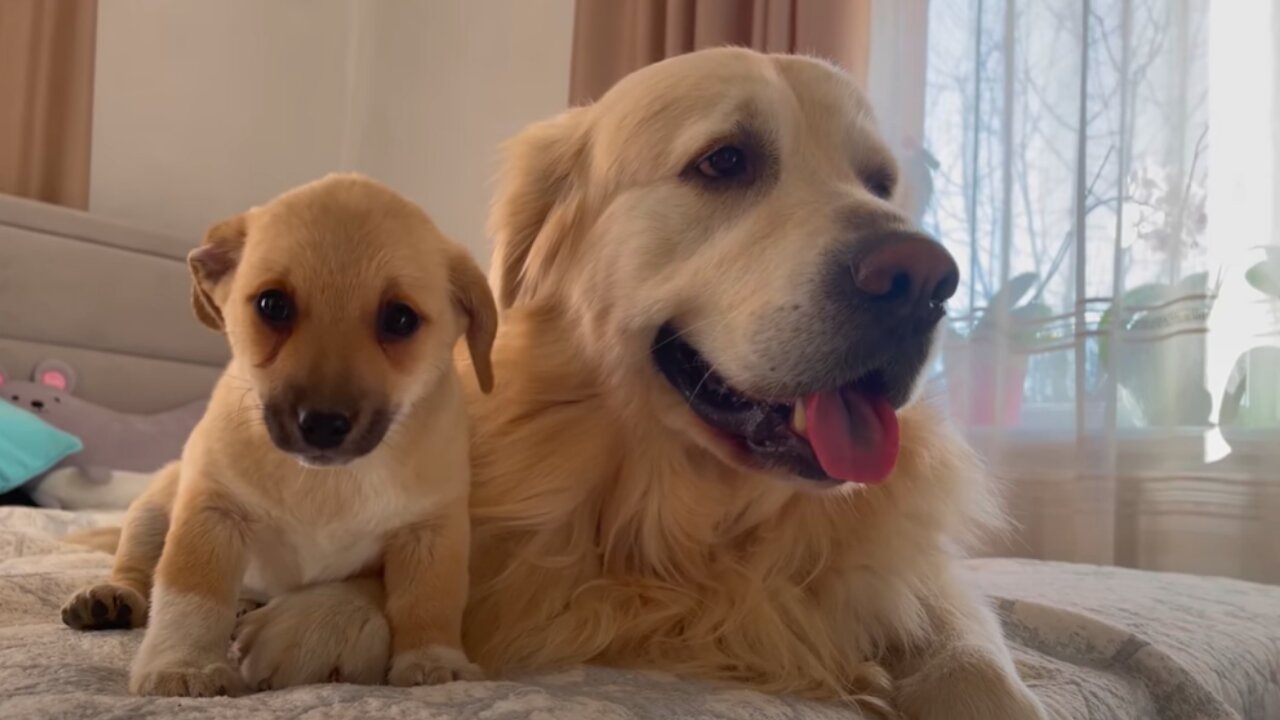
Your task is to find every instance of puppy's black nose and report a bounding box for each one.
[297,411,352,450]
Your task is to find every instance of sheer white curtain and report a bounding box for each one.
[870,0,1280,583]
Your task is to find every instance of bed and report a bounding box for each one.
[2,196,1279,719]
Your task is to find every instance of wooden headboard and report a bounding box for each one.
[0,194,226,413]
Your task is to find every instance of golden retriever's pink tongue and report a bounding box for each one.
[801,387,899,483]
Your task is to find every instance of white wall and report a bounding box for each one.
[89,1,356,244]
[351,1,574,260]
[89,0,573,264]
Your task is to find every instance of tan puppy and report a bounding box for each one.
[60,174,496,697]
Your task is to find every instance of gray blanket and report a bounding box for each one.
[1,507,1278,719]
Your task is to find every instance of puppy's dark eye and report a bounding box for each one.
[697,146,748,179]
[379,302,420,340]
[256,289,294,328]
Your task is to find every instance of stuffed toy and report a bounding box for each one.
[0,359,206,509]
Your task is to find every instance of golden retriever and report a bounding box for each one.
[61,174,495,696]
[132,50,1043,718]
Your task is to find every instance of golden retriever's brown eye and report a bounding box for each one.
[256,290,294,328]
[865,167,897,200]
[697,146,747,179]
[379,302,420,340]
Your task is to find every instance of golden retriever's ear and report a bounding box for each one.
[187,214,247,331]
[449,247,499,393]
[489,108,588,308]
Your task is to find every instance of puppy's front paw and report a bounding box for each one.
[388,645,483,686]
[895,645,1046,720]
[130,661,246,697]
[61,583,147,630]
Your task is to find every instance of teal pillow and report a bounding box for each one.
[0,401,83,493]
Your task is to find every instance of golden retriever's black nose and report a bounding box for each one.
[298,411,353,450]
[854,233,959,308]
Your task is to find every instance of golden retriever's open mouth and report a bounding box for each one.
[651,324,900,485]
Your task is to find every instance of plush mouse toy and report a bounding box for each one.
[0,360,206,509]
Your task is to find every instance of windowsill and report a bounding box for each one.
[959,406,1279,473]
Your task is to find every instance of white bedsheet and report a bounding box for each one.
[1,506,1277,719]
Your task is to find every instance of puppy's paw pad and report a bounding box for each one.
[388,646,483,686]
[130,662,246,697]
[61,583,147,630]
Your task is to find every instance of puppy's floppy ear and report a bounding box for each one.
[448,247,499,393]
[488,108,589,309]
[188,214,247,331]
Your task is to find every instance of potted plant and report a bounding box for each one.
[1098,272,1215,426]
[943,272,1053,426]
[1218,251,1280,430]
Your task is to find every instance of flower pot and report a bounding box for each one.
[943,339,1028,426]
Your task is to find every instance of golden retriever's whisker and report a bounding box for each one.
[650,318,718,350]
[686,367,718,406]
[673,312,744,411]
[648,303,757,352]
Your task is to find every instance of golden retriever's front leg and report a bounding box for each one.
[233,577,390,689]
[383,505,483,686]
[129,492,249,697]
[892,573,1046,720]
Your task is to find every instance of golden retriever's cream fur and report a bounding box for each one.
[462,309,1002,706]
[88,49,1044,718]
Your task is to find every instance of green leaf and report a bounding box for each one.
[973,272,1040,336]
[1098,273,1216,368]
[1011,302,1054,345]
[1175,271,1210,296]
[1246,259,1280,298]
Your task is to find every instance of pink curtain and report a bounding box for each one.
[570,0,871,105]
